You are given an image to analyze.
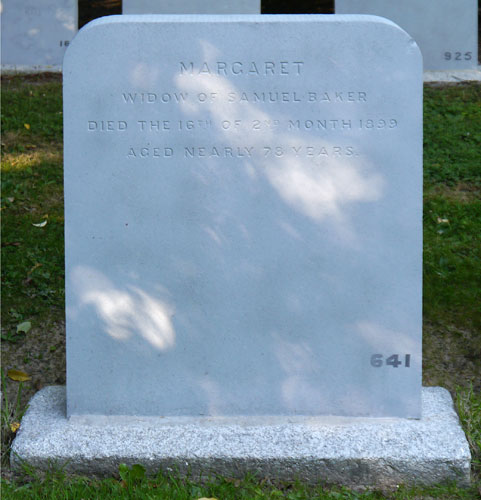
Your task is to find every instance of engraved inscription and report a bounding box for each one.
[87,118,398,134]
[185,146,254,158]
[88,121,128,131]
[86,61,403,163]
[179,61,304,76]
[288,118,397,130]
[122,92,188,104]
[128,147,173,158]
[124,145,357,159]
[121,90,368,104]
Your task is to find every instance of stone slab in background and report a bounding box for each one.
[123,0,260,14]
[335,0,478,71]
[64,15,422,419]
[1,0,78,71]
[11,386,471,487]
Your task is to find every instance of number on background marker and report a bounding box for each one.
[444,51,472,61]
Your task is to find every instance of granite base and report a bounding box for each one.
[11,386,470,487]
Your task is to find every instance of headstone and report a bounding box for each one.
[1,0,78,70]
[335,0,478,71]
[123,0,260,14]
[64,14,422,419]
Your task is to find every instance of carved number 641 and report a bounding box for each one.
[370,354,411,368]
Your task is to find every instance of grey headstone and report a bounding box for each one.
[123,0,260,14]
[1,0,77,70]
[64,15,422,418]
[335,0,478,70]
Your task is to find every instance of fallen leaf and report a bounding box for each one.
[32,220,47,228]
[7,197,14,202]
[7,369,31,382]
[27,263,42,275]
[24,123,31,130]
[10,422,20,433]
[17,321,32,334]
[1,242,21,247]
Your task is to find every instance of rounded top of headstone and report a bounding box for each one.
[65,13,421,68]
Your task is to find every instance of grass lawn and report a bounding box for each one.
[1,75,480,499]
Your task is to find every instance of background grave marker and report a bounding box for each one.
[336,0,478,71]
[122,0,260,14]
[1,0,78,70]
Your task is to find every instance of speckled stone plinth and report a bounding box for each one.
[11,386,470,487]
[423,68,481,83]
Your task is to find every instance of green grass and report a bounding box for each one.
[1,76,480,498]
[423,84,481,333]
[1,75,64,340]
[423,196,481,330]
[424,84,481,186]
[0,371,27,466]
[1,466,480,500]
[1,75,63,145]
[457,385,481,476]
